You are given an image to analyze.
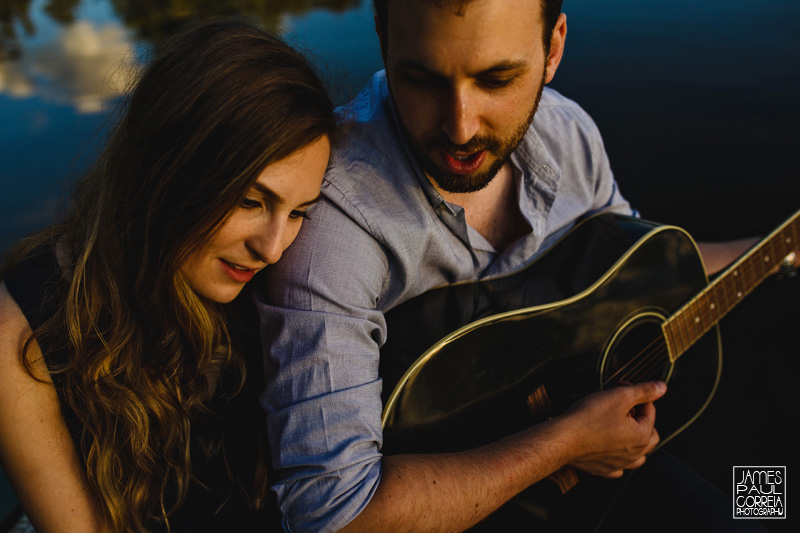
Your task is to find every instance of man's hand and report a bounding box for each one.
[559,381,666,478]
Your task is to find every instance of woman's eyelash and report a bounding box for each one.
[241,198,311,220]
[241,198,262,209]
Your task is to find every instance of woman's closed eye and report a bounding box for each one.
[242,196,310,220]
[240,198,262,209]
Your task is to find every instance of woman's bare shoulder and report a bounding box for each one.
[0,280,34,365]
[0,280,49,380]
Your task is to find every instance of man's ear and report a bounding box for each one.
[545,13,567,84]
[375,12,388,64]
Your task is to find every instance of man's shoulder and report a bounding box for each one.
[323,72,428,230]
[535,87,601,135]
[335,71,398,158]
[521,86,607,168]
[329,73,401,179]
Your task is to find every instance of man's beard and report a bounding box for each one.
[396,74,546,194]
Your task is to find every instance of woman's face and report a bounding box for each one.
[182,136,330,304]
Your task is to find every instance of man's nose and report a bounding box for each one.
[441,86,479,146]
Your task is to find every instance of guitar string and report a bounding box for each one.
[602,333,668,386]
[603,337,670,387]
[623,344,670,384]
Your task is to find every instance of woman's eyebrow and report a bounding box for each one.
[298,194,323,208]
[253,182,283,203]
[252,182,321,207]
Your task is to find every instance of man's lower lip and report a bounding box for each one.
[220,260,256,283]
[440,150,487,175]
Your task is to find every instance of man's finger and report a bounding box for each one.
[628,380,667,405]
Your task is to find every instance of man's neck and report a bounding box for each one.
[434,162,531,252]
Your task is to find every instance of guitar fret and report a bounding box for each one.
[745,250,759,284]
[726,269,739,305]
[762,238,776,277]
[690,301,703,338]
[696,293,712,329]
[710,292,720,321]
[674,321,685,356]
[665,321,682,359]
[682,309,694,349]
[769,222,798,267]
[681,292,714,352]
[677,309,691,353]
[739,259,751,289]
[783,222,798,258]
[717,275,729,312]
[664,322,676,357]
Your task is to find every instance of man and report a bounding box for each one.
[256,1,766,531]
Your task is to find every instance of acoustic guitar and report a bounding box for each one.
[378,209,798,526]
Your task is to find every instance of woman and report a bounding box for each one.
[0,19,334,532]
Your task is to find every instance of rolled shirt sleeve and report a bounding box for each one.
[255,197,391,532]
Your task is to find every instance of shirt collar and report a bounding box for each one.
[381,72,564,268]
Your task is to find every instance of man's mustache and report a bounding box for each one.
[423,135,503,154]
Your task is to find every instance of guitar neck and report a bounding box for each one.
[663,208,800,361]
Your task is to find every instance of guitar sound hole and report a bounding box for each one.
[600,313,673,389]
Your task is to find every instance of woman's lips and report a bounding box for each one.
[440,149,487,175]
[219,259,257,283]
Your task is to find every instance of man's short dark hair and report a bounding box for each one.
[373,0,564,53]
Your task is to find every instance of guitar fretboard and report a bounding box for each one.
[663,209,800,361]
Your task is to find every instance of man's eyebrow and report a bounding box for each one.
[252,182,321,207]
[477,60,528,75]
[396,59,528,77]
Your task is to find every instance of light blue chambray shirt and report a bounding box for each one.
[255,71,633,532]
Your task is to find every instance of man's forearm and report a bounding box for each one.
[697,238,757,275]
[336,382,666,532]
[338,381,665,532]
[339,418,572,533]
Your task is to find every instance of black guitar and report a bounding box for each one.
[378,210,799,527]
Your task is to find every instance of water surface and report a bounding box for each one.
[2,0,799,253]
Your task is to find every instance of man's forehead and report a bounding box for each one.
[386,0,544,37]
[385,0,544,70]
[385,0,542,19]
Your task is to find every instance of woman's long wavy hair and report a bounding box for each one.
[1,18,335,532]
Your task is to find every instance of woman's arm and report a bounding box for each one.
[0,281,109,533]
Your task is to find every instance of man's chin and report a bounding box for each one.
[427,169,495,194]
[425,158,504,194]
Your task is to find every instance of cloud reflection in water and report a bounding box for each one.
[1,20,140,113]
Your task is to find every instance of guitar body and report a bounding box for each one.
[379,214,722,526]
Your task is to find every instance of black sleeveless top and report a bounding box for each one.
[4,247,281,532]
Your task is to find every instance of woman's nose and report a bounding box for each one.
[247,218,288,266]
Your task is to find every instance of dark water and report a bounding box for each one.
[1,0,799,254]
